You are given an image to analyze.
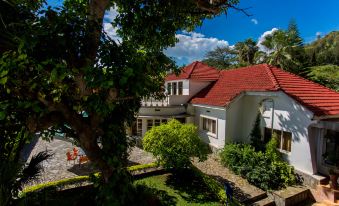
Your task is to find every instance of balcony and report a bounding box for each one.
[141,96,170,107]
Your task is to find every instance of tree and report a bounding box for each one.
[261,29,304,74]
[307,65,339,91]
[235,38,258,66]
[202,46,237,69]
[0,0,240,203]
[143,119,208,169]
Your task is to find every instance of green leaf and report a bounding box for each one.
[0,112,5,120]
[0,77,8,85]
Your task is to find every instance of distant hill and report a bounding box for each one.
[305,31,339,66]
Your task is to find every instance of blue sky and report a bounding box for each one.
[47,0,339,65]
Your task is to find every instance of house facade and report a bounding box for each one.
[130,61,339,183]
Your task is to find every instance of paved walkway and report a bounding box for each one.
[24,137,155,187]
[192,154,267,204]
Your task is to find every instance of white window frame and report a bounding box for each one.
[146,118,168,132]
[271,128,292,154]
[136,118,142,136]
[166,81,183,96]
[200,115,217,138]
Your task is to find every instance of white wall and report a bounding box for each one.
[189,104,226,149]
[226,91,317,174]
[165,79,212,106]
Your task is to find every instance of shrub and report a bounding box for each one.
[220,142,296,190]
[143,119,208,169]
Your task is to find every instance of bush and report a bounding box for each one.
[220,141,296,190]
[143,119,208,169]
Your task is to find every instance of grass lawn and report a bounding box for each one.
[135,170,222,206]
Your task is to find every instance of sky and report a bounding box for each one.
[48,0,339,65]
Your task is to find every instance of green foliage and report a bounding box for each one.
[220,142,296,190]
[20,162,158,198]
[143,119,208,169]
[203,46,238,69]
[306,64,339,91]
[265,133,281,161]
[191,167,240,205]
[235,38,258,66]
[304,31,339,66]
[250,112,264,151]
[0,0,239,204]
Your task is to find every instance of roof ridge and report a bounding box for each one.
[187,61,198,78]
[264,64,281,90]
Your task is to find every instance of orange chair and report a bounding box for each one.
[72,147,79,157]
[79,155,89,165]
[66,151,76,165]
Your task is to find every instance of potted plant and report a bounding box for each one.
[329,168,338,190]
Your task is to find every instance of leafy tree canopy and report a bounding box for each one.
[143,119,208,169]
[0,0,240,204]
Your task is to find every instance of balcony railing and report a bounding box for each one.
[141,96,169,107]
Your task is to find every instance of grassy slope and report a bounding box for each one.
[135,172,221,206]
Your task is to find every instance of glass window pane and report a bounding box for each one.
[154,119,160,126]
[161,119,167,124]
[178,82,183,95]
[172,82,177,95]
[167,83,171,95]
[282,132,292,152]
[147,119,153,131]
[273,129,282,149]
[137,119,142,136]
[212,120,216,134]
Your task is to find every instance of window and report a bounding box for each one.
[137,118,142,136]
[265,128,292,153]
[178,82,183,95]
[323,130,339,166]
[147,119,153,131]
[146,119,168,132]
[172,82,177,95]
[201,117,216,135]
[167,82,171,95]
[154,119,161,126]
[166,81,183,95]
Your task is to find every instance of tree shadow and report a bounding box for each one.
[67,161,98,176]
[165,169,219,204]
[134,185,177,206]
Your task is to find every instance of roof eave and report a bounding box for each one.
[313,114,339,120]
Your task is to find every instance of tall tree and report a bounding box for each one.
[0,0,241,203]
[235,38,258,66]
[261,28,305,74]
[202,46,237,69]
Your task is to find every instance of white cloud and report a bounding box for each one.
[257,28,279,53]
[164,31,229,64]
[251,18,258,25]
[103,7,121,42]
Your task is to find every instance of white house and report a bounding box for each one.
[130,61,339,186]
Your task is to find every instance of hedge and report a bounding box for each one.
[20,162,158,197]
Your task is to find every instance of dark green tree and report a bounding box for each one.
[0,0,240,203]
[250,112,264,151]
[235,38,258,66]
[202,46,237,69]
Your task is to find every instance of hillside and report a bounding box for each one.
[305,31,339,65]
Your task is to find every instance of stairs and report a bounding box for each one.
[312,178,339,205]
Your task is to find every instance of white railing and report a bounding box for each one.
[141,96,169,107]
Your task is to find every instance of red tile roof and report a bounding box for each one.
[189,63,339,117]
[165,61,219,81]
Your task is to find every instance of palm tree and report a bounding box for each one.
[261,30,303,73]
